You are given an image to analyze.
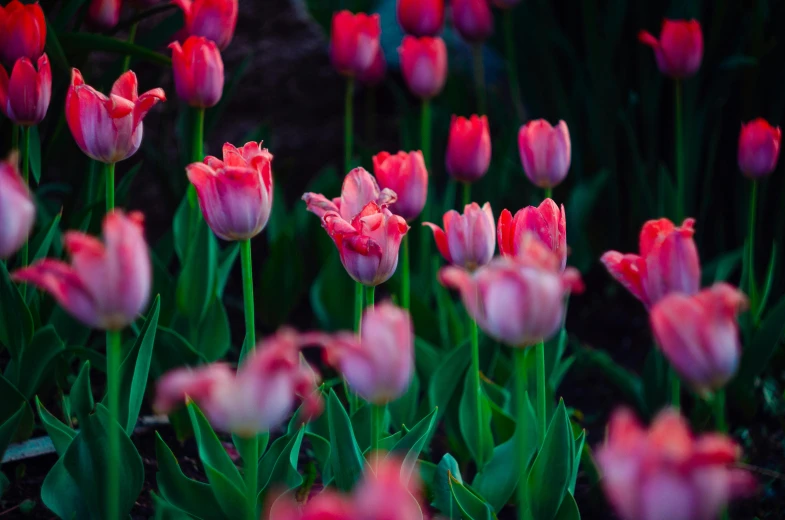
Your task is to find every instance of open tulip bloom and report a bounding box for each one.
[0,152,35,259]
[498,198,567,270]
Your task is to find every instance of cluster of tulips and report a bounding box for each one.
[0,0,782,519]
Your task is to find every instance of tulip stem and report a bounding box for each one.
[747,180,758,317]
[370,403,385,454]
[244,435,258,520]
[421,99,432,169]
[354,282,363,331]
[544,187,552,200]
[19,126,31,297]
[513,348,529,520]
[503,10,524,122]
[671,370,681,409]
[105,162,115,211]
[472,44,487,116]
[402,235,410,310]
[344,77,354,172]
[188,108,205,210]
[240,239,256,361]
[714,389,727,433]
[470,317,483,467]
[106,329,122,520]
[122,22,138,72]
[674,79,685,222]
[365,285,375,309]
[535,341,546,445]
[463,182,471,207]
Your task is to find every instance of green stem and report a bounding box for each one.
[244,436,258,520]
[365,285,375,309]
[354,282,363,331]
[544,186,552,200]
[19,126,31,297]
[470,318,483,466]
[462,182,471,208]
[713,389,727,433]
[503,10,524,121]
[240,239,256,360]
[370,403,384,454]
[471,44,487,115]
[121,22,138,72]
[419,99,433,297]
[535,341,546,444]
[402,234,410,310]
[748,180,758,316]
[105,162,116,211]
[671,369,680,409]
[106,329,122,520]
[421,99,432,169]
[344,77,354,172]
[514,348,529,520]
[674,80,685,222]
[188,108,205,210]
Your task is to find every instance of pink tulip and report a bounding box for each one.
[269,491,355,520]
[596,408,755,520]
[303,166,396,221]
[650,284,747,395]
[639,20,703,79]
[424,202,495,270]
[330,11,381,77]
[373,150,428,221]
[357,44,386,86]
[173,0,238,51]
[186,142,273,241]
[518,119,571,189]
[397,0,444,37]
[0,54,51,127]
[154,329,323,437]
[87,0,121,29]
[497,198,566,270]
[450,0,493,43]
[13,211,151,330]
[399,36,447,100]
[65,69,166,164]
[601,218,700,309]
[440,236,582,347]
[0,1,46,67]
[446,114,491,183]
[0,153,35,259]
[169,36,224,108]
[738,118,781,179]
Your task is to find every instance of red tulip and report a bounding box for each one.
[0,1,46,67]
[638,19,703,79]
[330,11,381,77]
[173,0,238,50]
[424,202,495,270]
[450,0,493,43]
[497,199,566,270]
[0,153,35,260]
[399,36,447,100]
[397,0,444,36]
[738,118,781,179]
[0,54,51,126]
[186,142,273,241]
[597,408,755,520]
[518,119,571,189]
[357,44,386,86]
[440,236,582,347]
[373,150,428,221]
[446,114,491,183]
[601,218,700,309]
[169,36,224,108]
[87,0,121,29]
[303,166,396,222]
[13,211,151,330]
[650,284,747,395]
[155,329,323,436]
[65,69,166,164]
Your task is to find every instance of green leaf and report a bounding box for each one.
[151,326,207,380]
[36,397,76,457]
[527,400,574,520]
[151,491,195,520]
[459,370,494,470]
[306,432,332,485]
[71,361,94,427]
[30,211,62,265]
[0,404,26,462]
[310,251,354,331]
[216,243,240,297]
[173,194,193,262]
[389,407,438,481]
[41,456,89,520]
[553,491,581,520]
[430,454,461,518]
[176,219,218,322]
[569,430,586,495]
[58,33,172,66]
[449,474,493,520]
[326,389,364,491]
[29,126,42,183]
[44,17,70,72]
[195,299,231,362]
[389,370,420,429]
[14,325,64,400]
[428,338,471,420]
[755,244,777,323]
[116,161,143,206]
[0,374,33,442]
[0,261,34,361]
[259,232,305,328]
[257,428,305,496]
[736,295,785,384]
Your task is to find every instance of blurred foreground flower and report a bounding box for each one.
[373,150,428,221]
[170,36,224,108]
[174,0,238,50]
[601,218,700,309]
[638,19,703,79]
[397,0,444,36]
[651,283,747,395]
[399,36,447,100]
[425,202,495,271]
[14,211,151,330]
[446,114,491,183]
[0,54,51,126]
[330,11,381,77]
[87,0,121,29]
[0,1,46,67]
[498,198,566,270]
[450,0,493,43]
[597,408,755,520]
[738,118,781,179]
[0,153,35,259]
[518,119,571,189]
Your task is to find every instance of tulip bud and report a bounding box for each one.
[330,11,382,77]
[397,0,444,36]
[14,211,151,330]
[187,142,273,241]
[173,0,238,51]
[638,19,703,79]
[373,151,428,221]
[87,0,121,29]
[446,115,491,183]
[518,119,571,189]
[738,118,781,179]
[0,54,51,126]
[498,199,566,270]
[597,408,755,520]
[450,0,493,43]
[357,45,386,86]
[169,36,224,109]
[399,36,447,100]
[66,69,166,164]
[0,153,35,259]
[0,1,46,67]
[650,284,747,395]
[602,218,700,309]
[425,202,495,271]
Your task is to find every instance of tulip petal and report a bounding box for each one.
[303,192,341,219]
[601,251,648,307]
[423,222,451,263]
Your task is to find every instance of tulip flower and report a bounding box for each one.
[0,153,35,260]
[738,118,781,179]
[357,45,386,86]
[498,198,566,270]
[303,167,396,222]
[518,119,571,189]
[397,0,444,36]
[13,211,151,330]
[450,0,493,43]
[155,330,323,437]
[446,114,491,183]
[601,218,700,309]
[638,20,703,79]
[0,54,51,126]
[373,151,428,221]
[596,408,755,520]
[169,36,224,109]
[186,141,273,241]
[87,0,121,29]
[65,69,166,164]
[399,36,447,100]
[650,284,747,395]
[0,1,46,67]
[425,202,495,270]
[319,302,413,404]
[330,11,381,77]
[440,236,582,347]
[173,0,238,50]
